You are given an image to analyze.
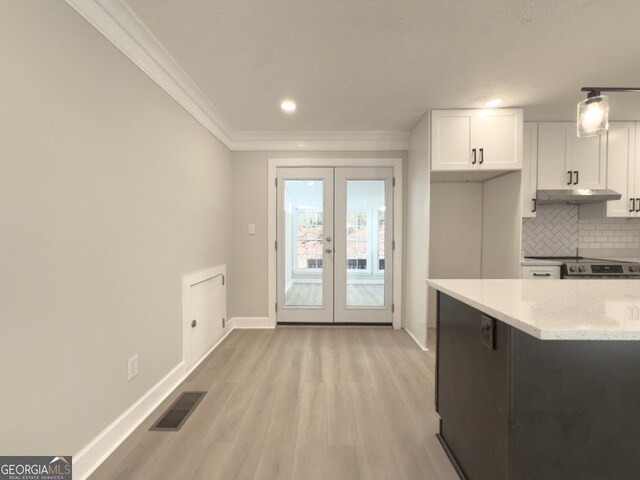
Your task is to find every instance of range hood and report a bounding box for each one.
[536,189,621,205]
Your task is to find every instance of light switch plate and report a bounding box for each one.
[248,224,256,235]
[128,354,139,380]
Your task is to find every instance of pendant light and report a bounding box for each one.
[577,87,640,138]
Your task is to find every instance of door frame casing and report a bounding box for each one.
[268,157,404,329]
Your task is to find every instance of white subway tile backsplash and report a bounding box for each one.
[523,204,640,256]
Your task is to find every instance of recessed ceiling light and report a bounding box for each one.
[281,100,296,113]
[484,98,503,108]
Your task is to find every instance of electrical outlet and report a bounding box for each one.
[128,354,139,381]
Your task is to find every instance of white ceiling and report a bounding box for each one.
[123,0,640,133]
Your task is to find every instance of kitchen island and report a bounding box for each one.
[427,279,640,480]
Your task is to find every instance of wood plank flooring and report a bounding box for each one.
[89,327,456,480]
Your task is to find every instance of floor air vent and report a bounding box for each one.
[150,391,206,431]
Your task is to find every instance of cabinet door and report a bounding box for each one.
[538,123,572,189]
[606,122,636,217]
[571,133,607,189]
[521,123,538,217]
[471,109,523,170]
[636,123,640,216]
[431,110,473,171]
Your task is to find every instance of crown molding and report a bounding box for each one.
[230,130,410,151]
[65,0,236,147]
[65,0,410,151]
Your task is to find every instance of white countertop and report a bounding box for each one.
[594,256,640,263]
[521,258,562,266]
[427,279,640,341]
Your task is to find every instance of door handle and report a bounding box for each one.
[479,148,484,165]
[636,198,640,212]
[630,198,636,212]
[574,170,579,185]
[326,236,332,242]
[567,171,573,185]
[191,319,197,328]
[325,248,333,254]
[532,198,537,213]
[471,148,477,165]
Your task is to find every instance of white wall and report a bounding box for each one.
[429,183,483,279]
[482,172,522,279]
[405,114,430,347]
[427,182,484,327]
[0,2,232,455]
[229,151,407,319]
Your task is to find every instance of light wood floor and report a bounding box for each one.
[285,284,385,307]
[89,328,456,480]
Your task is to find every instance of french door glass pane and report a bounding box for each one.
[284,180,323,306]
[346,180,385,307]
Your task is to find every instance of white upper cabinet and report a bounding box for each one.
[606,122,637,217]
[521,123,538,218]
[431,109,523,171]
[537,122,607,190]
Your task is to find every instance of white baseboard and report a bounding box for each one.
[72,319,271,479]
[230,317,274,329]
[404,327,429,351]
[72,361,185,480]
[182,326,236,379]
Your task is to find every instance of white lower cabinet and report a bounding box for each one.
[521,266,560,279]
[607,122,639,218]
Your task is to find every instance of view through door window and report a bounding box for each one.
[283,180,324,307]
[346,180,386,307]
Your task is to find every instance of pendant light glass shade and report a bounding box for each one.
[577,94,609,137]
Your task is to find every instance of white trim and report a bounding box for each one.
[230,317,274,329]
[73,315,270,479]
[404,327,429,351]
[182,326,236,378]
[231,131,410,151]
[182,265,227,371]
[268,158,404,329]
[65,0,235,148]
[64,0,410,151]
[72,361,185,480]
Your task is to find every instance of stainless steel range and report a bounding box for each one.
[526,256,640,279]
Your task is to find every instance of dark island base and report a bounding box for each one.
[436,292,640,480]
[436,433,468,480]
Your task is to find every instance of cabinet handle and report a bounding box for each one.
[567,171,573,185]
[479,148,484,164]
[574,170,579,185]
[636,198,640,212]
[532,198,537,213]
[630,198,636,212]
[471,148,477,165]
[532,273,552,277]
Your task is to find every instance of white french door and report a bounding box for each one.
[276,167,393,324]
